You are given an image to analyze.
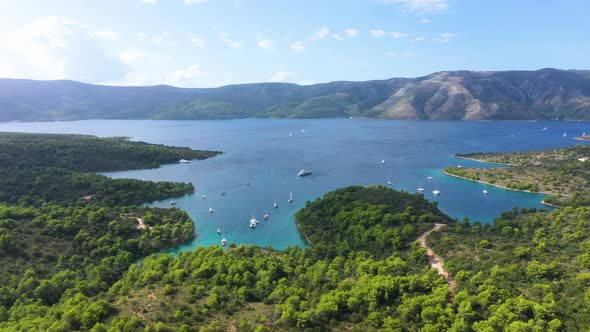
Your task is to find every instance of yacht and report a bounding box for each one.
[288,192,294,203]
[483,190,489,194]
[202,194,206,200]
[220,192,227,196]
[563,132,567,137]
[542,127,548,131]
[178,159,190,163]
[432,189,441,196]
[297,169,312,177]
[209,207,214,214]
[417,187,425,193]
[381,159,386,164]
[263,213,269,220]
[289,132,293,137]
[386,180,393,186]
[457,165,463,169]
[217,228,222,234]
[427,176,434,180]
[273,202,279,208]
[249,217,258,228]
[170,201,177,206]
[221,238,227,246]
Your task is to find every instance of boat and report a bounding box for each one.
[483,190,488,194]
[427,176,434,180]
[249,217,258,228]
[432,189,441,196]
[288,192,294,203]
[542,127,548,131]
[289,132,293,137]
[220,192,226,196]
[301,129,305,133]
[209,207,214,214]
[381,160,386,164]
[170,201,177,206]
[221,238,227,246]
[563,132,567,137]
[273,202,279,208]
[178,159,190,163]
[457,165,463,169]
[417,187,425,193]
[217,228,222,234]
[297,169,312,177]
[202,194,206,199]
[386,180,393,186]
[263,213,269,220]
[583,132,587,136]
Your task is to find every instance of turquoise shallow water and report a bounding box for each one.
[1,119,588,251]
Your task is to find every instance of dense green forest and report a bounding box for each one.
[447,145,590,207]
[0,133,588,330]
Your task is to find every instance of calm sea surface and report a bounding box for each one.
[1,119,588,250]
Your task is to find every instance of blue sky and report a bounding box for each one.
[0,0,588,87]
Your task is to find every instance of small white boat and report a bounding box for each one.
[386,181,393,186]
[432,189,441,196]
[217,228,222,234]
[289,132,293,137]
[563,132,567,137]
[170,201,177,206]
[542,127,548,131]
[427,176,434,180]
[381,160,386,164]
[209,208,214,214]
[202,194,206,199]
[297,169,312,177]
[178,159,190,163]
[221,238,227,246]
[288,192,294,203]
[273,202,279,208]
[263,214,269,220]
[220,192,226,196]
[457,165,463,169]
[583,132,587,136]
[417,187,425,193]
[483,190,488,194]
[301,129,305,133]
[249,217,258,228]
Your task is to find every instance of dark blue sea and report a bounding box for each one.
[1,119,588,250]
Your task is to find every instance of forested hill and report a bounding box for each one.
[2,68,590,121]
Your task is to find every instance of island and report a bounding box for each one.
[446,145,590,207]
[1,135,588,331]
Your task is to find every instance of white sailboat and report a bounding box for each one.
[273,201,279,208]
[221,238,227,246]
[209,207,214,214]
[563,132,567,137]
[249,216,258,228]
[263,213,270,220]
[202,194,206,200]
[288,192,294,203]
[381,159,386,164]
[483,190,489,194]
[217,228,222,234]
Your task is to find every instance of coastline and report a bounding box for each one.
[443,170,568,198]
[541,200,562,208]
[294,217,314,247]
[454,156,518,167]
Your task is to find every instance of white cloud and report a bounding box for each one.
[433,32,456,43]
[403,51,416,57]
[94,29,121,41]
[386,51,416,57]
[344,28,359,38]
[414,36,425,41]
[219,32,241,48]
[290,40,306,52]
[385,51,397,56]
[257,38,274,49]
[191,37,206,47]
[370,29,386,37]
[420,18,431,24]
[140,0,158,3]
[332,33,343,40]
[136,32,147,39]
[269,71,296,82]
[165,64,201,85]
[152,32,172,44]
[310,26,330,41]
[390,32,408,38]
[184,0,207,4]
[0,16,129,83]
[382,0,449,13]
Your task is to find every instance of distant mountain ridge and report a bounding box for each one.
[2,68,590,121]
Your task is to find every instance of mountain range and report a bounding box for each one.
[1,68,590,121]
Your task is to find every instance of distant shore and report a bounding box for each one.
[443,170,567,198]
[454,155,517,166]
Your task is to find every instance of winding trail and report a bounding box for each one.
[418,223,456,293]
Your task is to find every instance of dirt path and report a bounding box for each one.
[418,223,456,293]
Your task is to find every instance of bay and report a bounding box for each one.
[1,119,588,251]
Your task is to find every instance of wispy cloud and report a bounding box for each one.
[191,37,206,47]
[370,29,386,37]
[257,38,274,49]
[219,32,241,48]
[414,36,425,41]
[344,28,359,38]
[93,29,121,41]
[269,71,296,82]
[165,64,201,85]
[390,32,407,38]
[382,0,449,13]
[290,26,331,52]
[184,0,207,4]
[433,32,456,43]
[332,33,343,40]
[140,0,158,3]
[420,18,431,24]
